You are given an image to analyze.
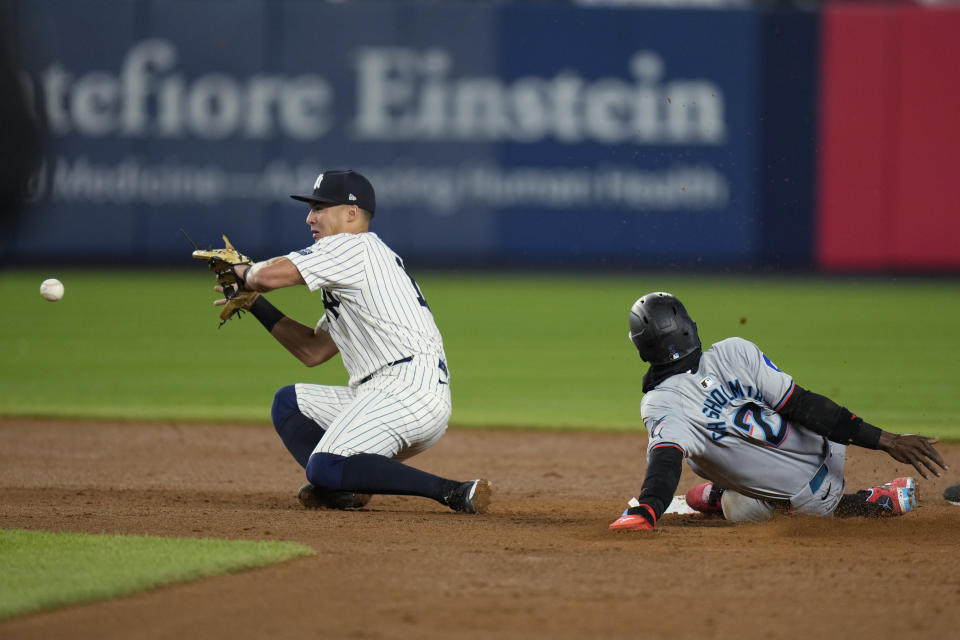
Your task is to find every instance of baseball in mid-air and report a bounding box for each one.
[40,278,65,302]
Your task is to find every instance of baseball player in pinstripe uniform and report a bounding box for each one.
[609,292,947,531]
[215,169,491,513]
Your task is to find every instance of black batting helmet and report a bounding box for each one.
[628,292,700,364]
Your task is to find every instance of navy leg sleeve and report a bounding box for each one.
[305,452,456,502]
[271,385,326,469]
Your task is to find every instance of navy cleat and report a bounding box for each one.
[297,484,372,510]
[945,483,960,506]
[445,479,492,514]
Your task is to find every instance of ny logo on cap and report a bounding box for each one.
[313,174,324,190]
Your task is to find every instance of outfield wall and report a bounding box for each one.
[817,3,960,271]
[2,1,956,271]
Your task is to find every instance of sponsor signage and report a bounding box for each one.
[12,1,763,266]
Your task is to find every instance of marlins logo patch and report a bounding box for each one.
[649,416,667,439]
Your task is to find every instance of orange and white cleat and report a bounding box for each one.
[864,477,917,515]
[609,499,656,531]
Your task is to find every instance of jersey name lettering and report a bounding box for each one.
[706,421,728,441]
[701,378,765,419]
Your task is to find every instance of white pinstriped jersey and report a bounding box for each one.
[287,232,447,388]
[642,338,836,502]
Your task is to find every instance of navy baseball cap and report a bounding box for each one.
[290,169,376,216]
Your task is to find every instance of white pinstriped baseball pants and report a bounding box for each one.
[294,354,451,461]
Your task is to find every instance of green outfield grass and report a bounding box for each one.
[1,269,958,439]
[0,529,313,621]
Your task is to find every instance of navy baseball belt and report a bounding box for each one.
[808,462,829,495]
[761,462,830,514]
[359,356,448,384]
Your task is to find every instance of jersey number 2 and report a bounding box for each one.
[396,257,430,310]
[732,402,788,447]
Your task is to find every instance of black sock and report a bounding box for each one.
[338,453,461,504]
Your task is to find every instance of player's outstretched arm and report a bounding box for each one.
[236,257,305,293]
[877,433,947,480]
[213,283,338,366]
[269,319,339,367]
[779,384,947,479]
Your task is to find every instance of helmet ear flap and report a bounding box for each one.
[628,310,651,361]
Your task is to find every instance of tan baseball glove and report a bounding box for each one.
[192,235,257,326]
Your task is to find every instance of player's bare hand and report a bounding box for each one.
[213,284,259,308]
[878,433,947,479]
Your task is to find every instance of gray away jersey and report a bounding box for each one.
[287,232,446,387]
[641,337,831,502]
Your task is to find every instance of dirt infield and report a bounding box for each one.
[1,418,958,639]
